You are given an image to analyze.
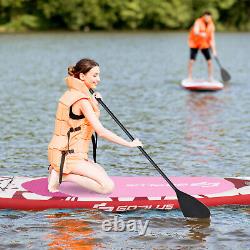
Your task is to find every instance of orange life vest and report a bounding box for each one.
[188,17,215,49]
[48,76,100,174]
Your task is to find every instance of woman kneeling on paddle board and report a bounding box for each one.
[48,58,142,193]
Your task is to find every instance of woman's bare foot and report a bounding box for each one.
[48,169,60,193]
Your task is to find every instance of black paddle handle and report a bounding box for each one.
[90,89,177,191]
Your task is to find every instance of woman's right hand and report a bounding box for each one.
[212,48,217,56]
[129,138,143,148]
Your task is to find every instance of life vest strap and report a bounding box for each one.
[59,126,98,184]
[59,126,80,184]
[91,132,98,163]
[59,149,75,184]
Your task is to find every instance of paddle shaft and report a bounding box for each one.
[90,89,177,191]
[214,56,222,68]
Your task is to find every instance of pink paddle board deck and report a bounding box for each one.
[0,176,249,211]
[181,79,224,91]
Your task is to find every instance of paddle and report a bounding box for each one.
[90,89,211,219]
[214,56,231,82]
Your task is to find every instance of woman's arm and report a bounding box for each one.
[79,99,142,148]
[210,29,216,56]
[193,20,205,37]
[193,20,200,35]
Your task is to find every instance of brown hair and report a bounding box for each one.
[68,58,99,79]
[203,11,212,16]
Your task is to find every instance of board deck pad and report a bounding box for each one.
[0,176,249,212]
[181,79,224,91]
[23,176,235,198]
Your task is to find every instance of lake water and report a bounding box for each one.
[0,32,249,249]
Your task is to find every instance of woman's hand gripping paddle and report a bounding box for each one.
[214,56,231,82]
[90,89,211,219]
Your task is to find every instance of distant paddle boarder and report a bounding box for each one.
[48,58,142,193]
[187,11,217,81]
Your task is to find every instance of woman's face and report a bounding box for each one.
[80,66,100,89]
[204,14,212,23]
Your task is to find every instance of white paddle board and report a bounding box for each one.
[181,79,224,91]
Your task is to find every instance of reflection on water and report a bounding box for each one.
[46,210,101,250]
[47,218,94,249]
[185,93,223,164]
[0,207,249,249]
[185,218,211,242]
[180,92,229,175]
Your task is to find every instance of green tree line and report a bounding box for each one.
[0,0,249,32]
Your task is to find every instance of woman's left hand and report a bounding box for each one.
[93,92,102,100]
[92,92,102,107]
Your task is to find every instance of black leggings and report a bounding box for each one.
[190,48,211,61]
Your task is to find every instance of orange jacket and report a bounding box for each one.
[188,17,215,49]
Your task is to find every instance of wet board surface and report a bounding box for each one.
[0,176,249,212]
[181,79,224,91]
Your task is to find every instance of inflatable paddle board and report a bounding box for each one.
[0,176,249,211]
[181,79,224,91]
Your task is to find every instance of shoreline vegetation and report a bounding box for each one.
[0,0,250,33]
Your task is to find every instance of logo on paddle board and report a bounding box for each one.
[93,203,174,212]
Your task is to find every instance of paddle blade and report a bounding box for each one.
[176,189,211,218]
[221,68,231,82]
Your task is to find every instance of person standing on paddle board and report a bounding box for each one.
[48,58,142,193]
[188,11,217,81]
